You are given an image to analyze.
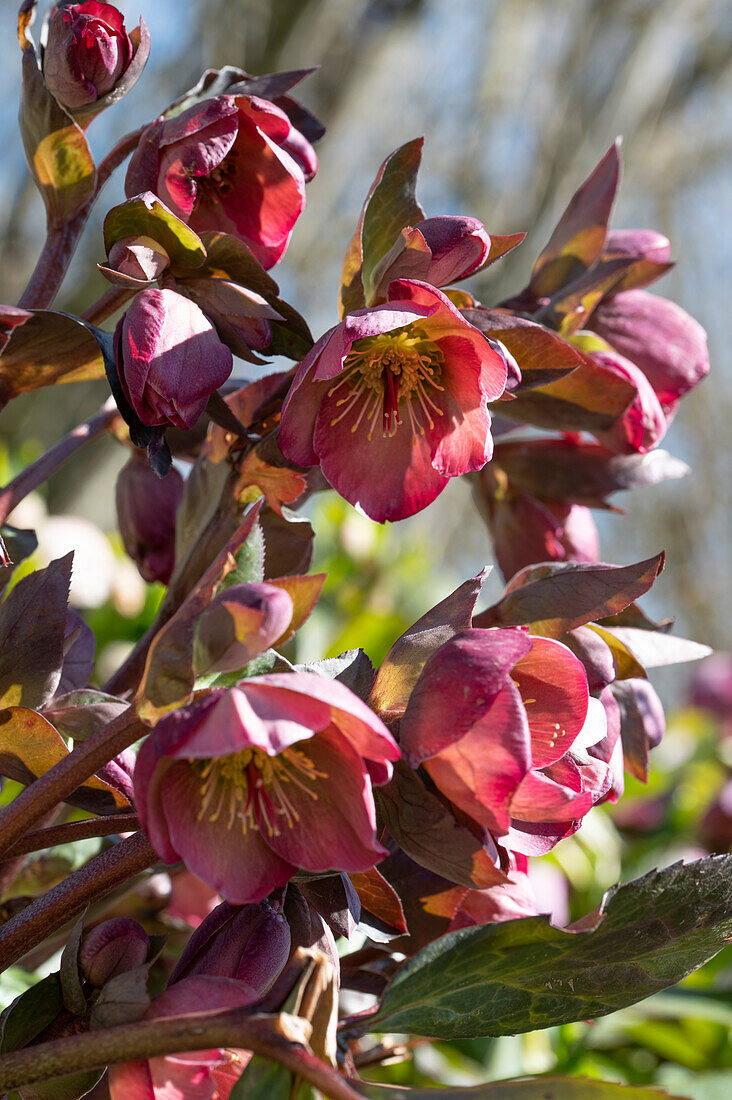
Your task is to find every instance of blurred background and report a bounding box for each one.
[0,2,732,1092]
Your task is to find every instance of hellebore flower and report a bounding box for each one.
[589,349,668,454]
[169,896,291,994]
[108,976,253,1100]
[367,215,491,303]
[399,628,608,848]
[116,449,184,584]
[115,288,233,430]
[134,673,401,904]
[79,917,150,987]
[279,279,507,522]
[126,94,314,269]
[589,287,710,407]
[43,2,133,110]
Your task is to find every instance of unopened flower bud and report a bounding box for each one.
[114,288,233,430]
[79,917,150,987]
[116,449,184,584]
[107,236,170,283]
[192,582,294,676]
[43,2,133,110]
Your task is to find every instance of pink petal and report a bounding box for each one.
[509,760,594,823]
[511,636,591,768]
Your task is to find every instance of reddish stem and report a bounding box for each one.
[80,284,135,326]
[0,832,157,972]
[0,1009,364,1100]
[0,401,118,526]
[1,813,140,862]
[0,708,146,858]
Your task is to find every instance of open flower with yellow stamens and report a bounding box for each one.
[279,279,508,522]
[133,673,400,905]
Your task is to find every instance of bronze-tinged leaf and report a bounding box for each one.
[104,193,206,267]
[0,554,72,708]
[372,849,466,952]
[474,554,664,637]
[340,138,425,318]
[463,310,582,390]
[0,311,106,408]
[601,626,712,669]
[587,624,647,681]
[494,352,636,434]
[18,25,96,227]
[137,502,263,721]
[529,140,621,299]
[0,706,130,814]
[363,856,732,1040]
[193,232,280,296]
[349,867,407,936]
[481,231,526,268]
[370,571,487,721]
[261,507,314,581]
[268,573,326,644]
[377,763,506,890]
[235,450,306,515]
[552,256,635,335]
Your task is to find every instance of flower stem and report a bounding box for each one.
[80,285,135,326]
[0,1009,364,1100]
[0,708,147,858]
[0,400,119,526]
[0,832,156,972]
[0,813,140,862]
[16,125,145,310]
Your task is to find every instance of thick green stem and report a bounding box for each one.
[0,1009,363,1099]
[0,708,146,857]
[0,832,156,971]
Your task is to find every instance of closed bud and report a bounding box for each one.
[114,288,233,430]
[192,581,294,676]
[116,449,184,584]
[79,917,150,987]
[107,236,170,283]
[43,3,133,110]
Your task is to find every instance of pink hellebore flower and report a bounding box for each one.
[590,349,668,454]
[399,629,610,851]
[279,279,507,522]
[43,2,133,110]
[126,94,314,269]
[115,288,233,430]
[108,976,253,1100]
[134,673,400,904]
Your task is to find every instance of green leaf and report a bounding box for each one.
[0,973,62,1053]
[361,857,732,1039]
[356,1078,680,1099]
[103,193,206,267]
[474,555,664,637]
[340,139,425,317]
[59,910,88,1016]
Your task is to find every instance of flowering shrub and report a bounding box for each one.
[0,4,724,1098]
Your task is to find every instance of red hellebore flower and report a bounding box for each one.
[134,673,401,904]
[108,976,253,1100]
[126,94,314,269]
[279,279,508,522]
[399,628,609,847]
[115,288,233,430]
[43,2,133,110]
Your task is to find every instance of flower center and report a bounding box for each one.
[194,745,327,838]
[327,328,445,441]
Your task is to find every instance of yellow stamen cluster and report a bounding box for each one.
[195,745,326,838]
[327,328,445,441]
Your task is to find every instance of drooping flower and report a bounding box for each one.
[115,288,233,430]
[126,94,315,269]
[116,449,184,584]
[79,917,150,987]
[134,673,400,904]
[279,279,507,522]
[399,628,609,851]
